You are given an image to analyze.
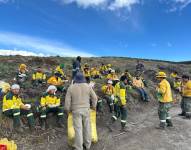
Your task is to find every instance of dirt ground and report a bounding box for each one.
[2,103,190,150]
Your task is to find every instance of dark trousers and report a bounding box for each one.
[3,109,35,128]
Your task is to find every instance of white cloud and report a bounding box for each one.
[56,0,140,11]
[0,49,45,57]
[0,32,95,57]
[109,0,140,11]
[0,0,14,4]
[58,0,107,8]
[161,0,191,12]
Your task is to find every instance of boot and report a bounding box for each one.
[178,112,185,116]
[41,120,46,131]
[14,126,24,133]
[57,119,65,128]
[166,119,173,127]
[156,122,166,129]
[185,113,191,119]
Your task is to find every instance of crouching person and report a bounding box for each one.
[2,84,35,133]
[40,85,64,130]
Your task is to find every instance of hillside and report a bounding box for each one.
[0,56,191,150]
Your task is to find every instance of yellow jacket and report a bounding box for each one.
[170,73,177,78]
[182,80,191,97]
[32,72,46,80]
[107,74,118,81]
[122,72,132,80]
[40,93,60,107]
[100,65,107,72]
[157,79,173,103]
[132,77,144,88]
[83,70,91,77]
[114,82,126,106]
[91,68,100,76]
[47,76,63,86]
[102,85,115,95]
[2,92,24,112]
[173,81,181,89]
[55,66,65,77]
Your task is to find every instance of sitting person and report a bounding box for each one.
[101,80,115,113]
[32,67,46,86]
[39,85,64,130]
[54,64,67,80]
[121,69,133,85]
[0,81,10,98]
[107,70,119,85]
[47,73,66,92]
[132,75,149,102]
[83,64,91,83]
[16,64,28,85]
[99,63,108,75]
[91,67,101,79]
[2,84,35,133]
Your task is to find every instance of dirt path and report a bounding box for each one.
[98,105,191,150]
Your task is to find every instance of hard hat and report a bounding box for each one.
[107,80,113,84]
[111,70,115,73]
[46,85,57,93]
[156,72,167,78]
[19,64,26,69]
[11,84,20,90]
[107,64,111,67]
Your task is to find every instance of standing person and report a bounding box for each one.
[72,56,82,80]
[179,75,191,118]
[65,72,98,150]
[109,75,128,132]
[156,72,173,129]
[136,60,145,74]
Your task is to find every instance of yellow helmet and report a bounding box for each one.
[156,72,167,78]
[19,64,27,70]
[107,64,111,67]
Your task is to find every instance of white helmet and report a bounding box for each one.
[107,80,113,84]
[11,84,20,90]
[46,85,57,93]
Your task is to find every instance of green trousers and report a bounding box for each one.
[3,109,35,128]
[40,106,64,120]
[112,103,128,128]
[158,102,172,123]
[104,95,114,113]
[96,99,103,113]
[181,97,191,117]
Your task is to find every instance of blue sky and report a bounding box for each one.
[0,0,191,61]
